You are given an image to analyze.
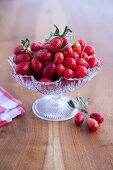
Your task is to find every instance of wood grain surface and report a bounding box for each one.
[0,0,113,169]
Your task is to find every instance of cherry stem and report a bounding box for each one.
[27,50,33,58]
[72,43,84,51]
[53,53,59,64]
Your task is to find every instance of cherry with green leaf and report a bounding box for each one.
[68,96,104,131]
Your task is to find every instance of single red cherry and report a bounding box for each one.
[80,51,89,61]
[31,42,44,52]
[13,55,18,64]
[43,43,50,50]
[77,58,88,68]
[16,62,31,75]
[63,69,74,79]
[39,78,52,82]
[56,64,65,77]
[35,49,52,61]
[63,57,76,69]
[74,65,87,78]
[87,118,98,131]
[78,39,86,51]
[53,52,64,64]
[31,58,43,73]
[71,51,79,61]
[14,45,25,56]
[84,45,95,56]
[49,37,63,53]
[42,63,56,78]
[74,113,84,125]
[72,42,81,55]
[63,37,68,44]
[16,54,31,64]
[62,44,73,58]
[90,112,104,124]
[88,57,99,68]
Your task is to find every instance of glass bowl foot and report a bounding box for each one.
[32,95,78,121]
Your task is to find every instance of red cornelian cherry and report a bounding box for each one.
[14,45,25,56]
[78,39,86,51]
[80,51,89,61]
[16,62,31,75]
[74,65,87,78]
[39,78,52,82]
[31,58,43,73]
[63,69,74,79]
[35,49,52,61]
[43,43,50,50]
[62,44,73,58]
[74,113,84,125]
[13,55,18,64]
[63,57,76,69]
[84,45,95,56]
[53,52,64,64]
[71,51,79,61]
[88,57,99,68]
[49,37,63,53]
[63,37,68,44]
[77,58,88,68]
[31,42,44,52]
[16,54,31,64]
[87,118,98,131]
[42,63,56,78]
[90,112,104,124]
[72,42,81,55]
[56,64,65,77]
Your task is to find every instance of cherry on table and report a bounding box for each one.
[90,112,104,124]
[74,112,84,125]
[87,118,98,131]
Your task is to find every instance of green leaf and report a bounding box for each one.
[21,38,30,51]
[79,97,85,106]
[54,24,60,35]
[21,40,25,45]
[26,38,30,47]
[76,96,81,103]
[84,98,90,108]
[68,100,76,108]
[49,31,55,36]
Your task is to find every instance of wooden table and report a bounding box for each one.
[0,0,113,169]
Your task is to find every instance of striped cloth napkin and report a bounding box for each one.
[0,86,24,127]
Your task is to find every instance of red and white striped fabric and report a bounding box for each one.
[0,86,25,127]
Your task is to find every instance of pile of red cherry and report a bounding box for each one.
[13,25,99,82]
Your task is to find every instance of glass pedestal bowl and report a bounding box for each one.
[8,56,103,121]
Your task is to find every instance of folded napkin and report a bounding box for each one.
[0,86,25,127]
